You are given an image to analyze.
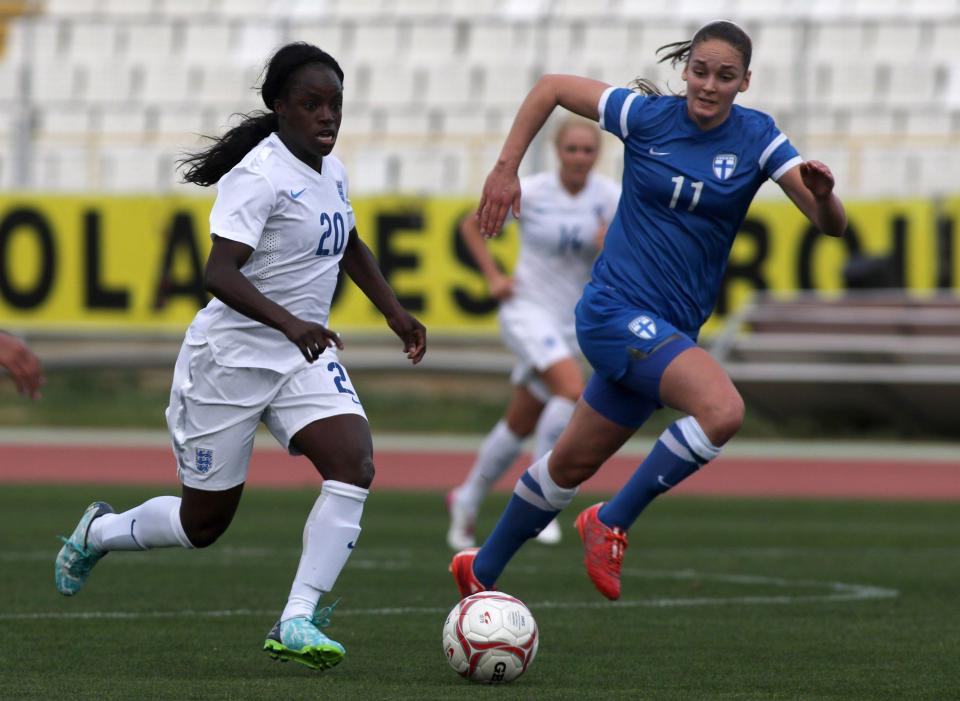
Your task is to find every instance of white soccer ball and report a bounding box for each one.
[442,591,539,684]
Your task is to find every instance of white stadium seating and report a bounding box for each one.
[0,1,955,195]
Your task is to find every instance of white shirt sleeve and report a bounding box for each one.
[209,166,276,250]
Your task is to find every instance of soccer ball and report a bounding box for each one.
[442,591,539,684]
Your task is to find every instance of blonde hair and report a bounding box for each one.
[553,118,601,149]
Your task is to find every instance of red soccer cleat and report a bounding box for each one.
[449,548,489,598]
[575,503,628,601]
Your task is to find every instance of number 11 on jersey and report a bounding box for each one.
[669,176,703,212]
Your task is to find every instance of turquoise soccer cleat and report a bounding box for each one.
[54,501,114,596]
[263,599,346,671]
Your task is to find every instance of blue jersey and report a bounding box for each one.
[593,87,802,335]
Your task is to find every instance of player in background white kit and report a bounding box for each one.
[447,119,619,550]
[53,43,426,672]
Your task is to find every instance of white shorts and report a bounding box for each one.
[165,341,367,491]
[498,301,580,403]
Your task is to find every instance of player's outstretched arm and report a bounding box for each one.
[479,75,611,237]
[0,332,44,400]
[341,229,426,364]
[777,160,847,237]
[459,213,513,300]
[205,235,342,363]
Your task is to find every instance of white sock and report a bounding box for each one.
[454,420,524,512]
[88,496,193,551]
[531,451,578,510]
[533,396,576,460]
[281,480,368,622]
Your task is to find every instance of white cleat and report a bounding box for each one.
[446,489,477,551]
[535,517,562,545]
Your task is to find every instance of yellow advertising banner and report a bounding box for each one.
[0,194,953,335]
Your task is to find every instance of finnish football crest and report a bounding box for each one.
[712,153,738,180]
[628,315,657,340]
[196,448,213,474]
[336,180,347,203]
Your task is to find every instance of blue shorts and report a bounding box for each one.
[576,283,697,429]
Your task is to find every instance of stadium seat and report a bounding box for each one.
[928,21,960,63]
[551,0,617,18]
[360,61,418,107]
[477,62,536,107]
[466,23,538,65]
[158,0,221,18]
[122,22,177,62]
[182,21,236,62]
[42,0,102,17]
[67,21,119,59]
[135,62,197,104]
[29,61,81,105]
[98,144,171,192]
[97,105,150,136]
[406,22,461,63]
[750,23,802,62]
[914,146,960,195]
[80,60,136,103]
[420,63,477,108]
[351,23,403,61]
[213,0,276,18]
[99,0,156,17]
[446,0,500,17]
[32,144,92,191]
[883,62,939,106]
[638,22,695,57]
[0,64,20,101]
[154,105,210,137]
[328,0,389,19]
[35,106,91,136]
[350,147,396,193]
[581,24,632,61]
[3,17,64,63]
[295,22,344,59]
[858,147,913,196]
[194,64,261,105]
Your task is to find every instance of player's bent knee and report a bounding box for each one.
[700,394,745,446]
[549,449,600,489]
[354,457,375,489]
[326,455,375,489]
[182,521,229,549]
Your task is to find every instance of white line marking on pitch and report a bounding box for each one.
[0,569,897,621]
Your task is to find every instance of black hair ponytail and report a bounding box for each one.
[179,42,344,187]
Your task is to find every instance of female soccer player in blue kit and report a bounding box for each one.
[451,20,847,601]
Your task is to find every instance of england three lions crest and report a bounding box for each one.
[713,154,737,180]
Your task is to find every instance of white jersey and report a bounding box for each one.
[185,133,356,374]
[505,171,621,324]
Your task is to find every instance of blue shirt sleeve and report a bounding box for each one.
[757,118,803,182]
[597,86,646,141]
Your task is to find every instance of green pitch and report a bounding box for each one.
[1,485,957,700]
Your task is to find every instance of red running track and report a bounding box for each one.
[2,444,959,500]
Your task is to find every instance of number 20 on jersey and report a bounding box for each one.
[316,212,346,256]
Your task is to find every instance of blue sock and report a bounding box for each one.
[599,417,720,530]
[473,454,577,588]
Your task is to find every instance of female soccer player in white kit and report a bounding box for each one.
[53,43,426,672]
[447,120,619,550]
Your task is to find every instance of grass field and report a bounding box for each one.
[2,486,958,700]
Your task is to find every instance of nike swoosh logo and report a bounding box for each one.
[657,475,673,488]
[649,147,670,156]
[347,541,355,549]
[291,188,306,199]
